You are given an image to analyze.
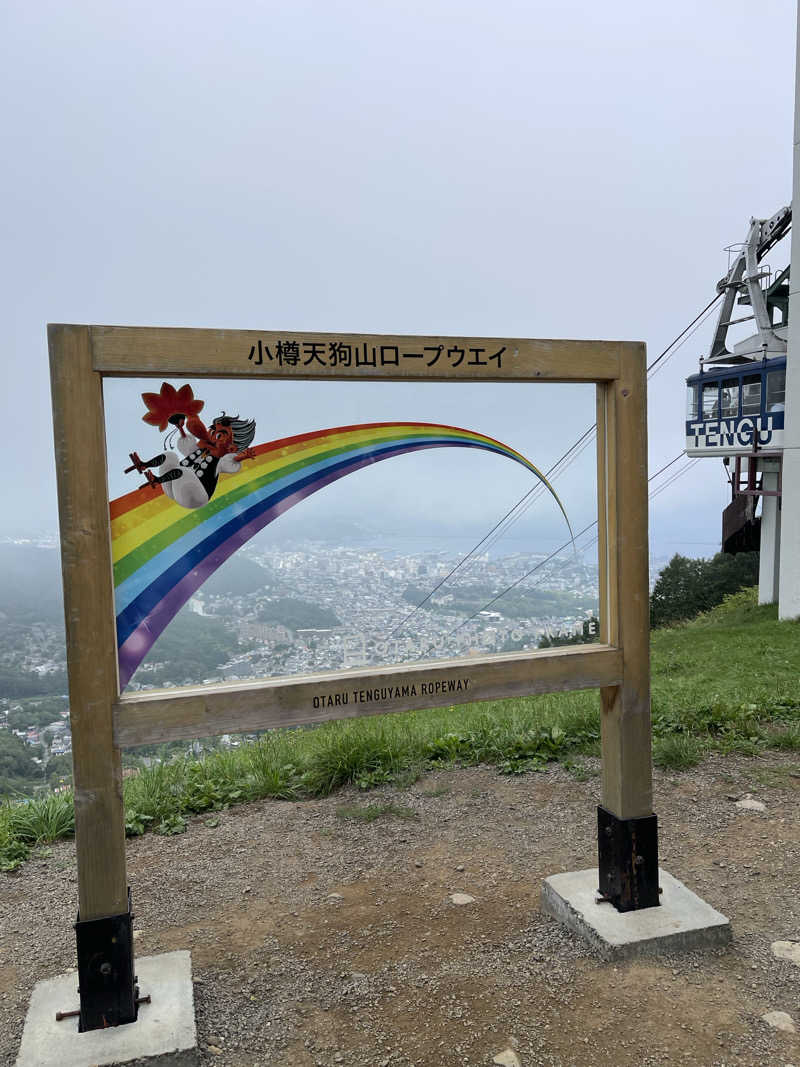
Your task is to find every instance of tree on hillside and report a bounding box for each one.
[202,555,274,597]
[0,730,43,794]
[650,552,760,628]
[46,752,74,786]
[258,598,341,631]
[136,610,242,684]
[0,670,68,700]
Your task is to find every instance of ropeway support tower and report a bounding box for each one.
[684,207,791,605]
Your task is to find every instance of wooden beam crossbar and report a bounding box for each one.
[113,645,624,748]
[88,325,623,382]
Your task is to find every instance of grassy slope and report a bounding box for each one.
[2,588,798,870]
[649,591,800,765]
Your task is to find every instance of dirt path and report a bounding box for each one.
[2,753,799,1066]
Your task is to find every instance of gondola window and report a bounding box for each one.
[741,374,762,416]
[702,382,719,419]
[721,379,739,418]
[767,369,786,411]
[686,384,698,419]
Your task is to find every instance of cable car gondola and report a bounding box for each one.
[685,356,786,457]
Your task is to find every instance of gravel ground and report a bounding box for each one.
[1,752,799,1066]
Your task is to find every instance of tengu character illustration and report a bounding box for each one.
[125,382,256,510]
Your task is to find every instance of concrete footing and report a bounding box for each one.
[16,950,197,1067]
[542,868,731,960]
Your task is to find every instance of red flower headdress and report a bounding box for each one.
[141,383,204,432]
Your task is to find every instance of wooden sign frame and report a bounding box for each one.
[49,324,652,929]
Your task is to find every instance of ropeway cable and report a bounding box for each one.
[390,296,725,637]
[477,431,598,559]
[478,313,716,561]
[416,447,703,655]
[647,458,701,503]
[645,293,722,377]
[385,424,596,636]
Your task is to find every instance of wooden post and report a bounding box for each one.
[596,344,658,910]
[48,325,129,919]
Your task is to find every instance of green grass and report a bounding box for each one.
[0,790,75,870]
[1,586,798,872]
[652,734,705,771]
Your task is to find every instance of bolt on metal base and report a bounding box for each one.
[56,994,151,1024]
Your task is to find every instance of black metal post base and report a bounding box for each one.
[75,888,138,1031]
[597,806,660,912]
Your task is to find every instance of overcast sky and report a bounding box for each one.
[1,0,795,561]
[104,377,599,558]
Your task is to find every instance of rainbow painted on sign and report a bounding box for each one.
[110,421,570,689]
